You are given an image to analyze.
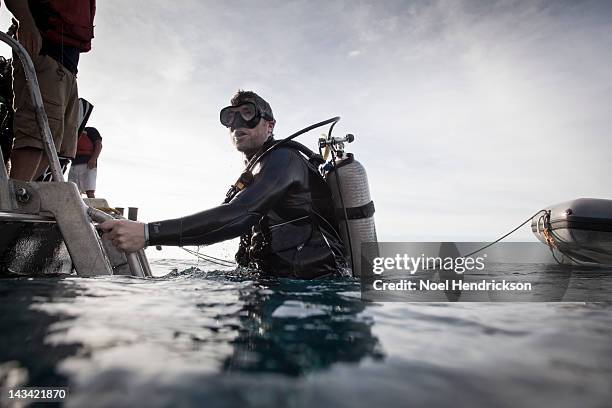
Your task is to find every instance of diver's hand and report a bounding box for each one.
[100,219,146,253]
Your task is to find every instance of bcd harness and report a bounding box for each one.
[223,116,340,204]
[224,139,325,204]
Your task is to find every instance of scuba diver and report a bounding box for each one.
[100,91,347,279]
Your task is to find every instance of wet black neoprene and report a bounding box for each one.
[148,141,346,279]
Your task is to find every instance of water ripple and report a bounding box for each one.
[0,260,611,407]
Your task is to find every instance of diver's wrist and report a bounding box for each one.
[144,223,150,247]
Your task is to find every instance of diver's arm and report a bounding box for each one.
[148,148,299,246]
[4,0,41,57]
[88,140,102,168]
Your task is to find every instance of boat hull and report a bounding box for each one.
[0,213,72,275]
[531,198,612,265]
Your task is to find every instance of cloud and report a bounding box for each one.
[1,0,611,254]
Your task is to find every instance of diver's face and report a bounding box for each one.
[231,118,275,156]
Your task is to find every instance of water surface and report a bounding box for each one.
[1,260,611,407]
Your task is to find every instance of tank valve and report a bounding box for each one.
[319,134,355,149]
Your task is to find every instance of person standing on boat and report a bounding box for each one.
[101,91,347,279]
[4,0,95,181]
[67,126,101,198]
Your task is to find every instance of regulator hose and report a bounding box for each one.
[224,116,340,203]
[246,116,340,174]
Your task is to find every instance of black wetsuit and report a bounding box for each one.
[148,140,346,279]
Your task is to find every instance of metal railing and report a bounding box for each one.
[0,31,152,278]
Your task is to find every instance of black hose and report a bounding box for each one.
[245,116,340,174]
[330,152,356,276]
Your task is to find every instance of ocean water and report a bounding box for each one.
[1,259,612,408]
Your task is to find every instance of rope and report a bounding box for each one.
[180,247,236,267]
[462,209,593,266]
[461,209,548,258]
[541,219,590,266]
[97,207,123,216]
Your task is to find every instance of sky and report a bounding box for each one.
[1,0,611,260]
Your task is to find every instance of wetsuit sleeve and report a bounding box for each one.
[148,148,299,246]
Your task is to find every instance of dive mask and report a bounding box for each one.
[220,102,272,129]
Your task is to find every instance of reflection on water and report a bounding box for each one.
[0,260,611,407]
[221,276,383,375]
[0,278,83,391]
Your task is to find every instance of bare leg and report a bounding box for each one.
[9,147,43,181]
[33,156,50,180]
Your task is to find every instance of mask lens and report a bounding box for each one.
[238,103,256,121]
[220,108,235,127]
[220,103,260,128]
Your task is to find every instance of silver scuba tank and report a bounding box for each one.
[325,141,378,277]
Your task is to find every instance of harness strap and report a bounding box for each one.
[224,141,323,204]
[339,200,375,220]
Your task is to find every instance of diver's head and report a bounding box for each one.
[220,90,276,157]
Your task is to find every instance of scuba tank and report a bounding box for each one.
[321,134,378,277]
[224,117,379,277]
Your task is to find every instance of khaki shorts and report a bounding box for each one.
[68,163,97,192]
[12,54,79,158]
